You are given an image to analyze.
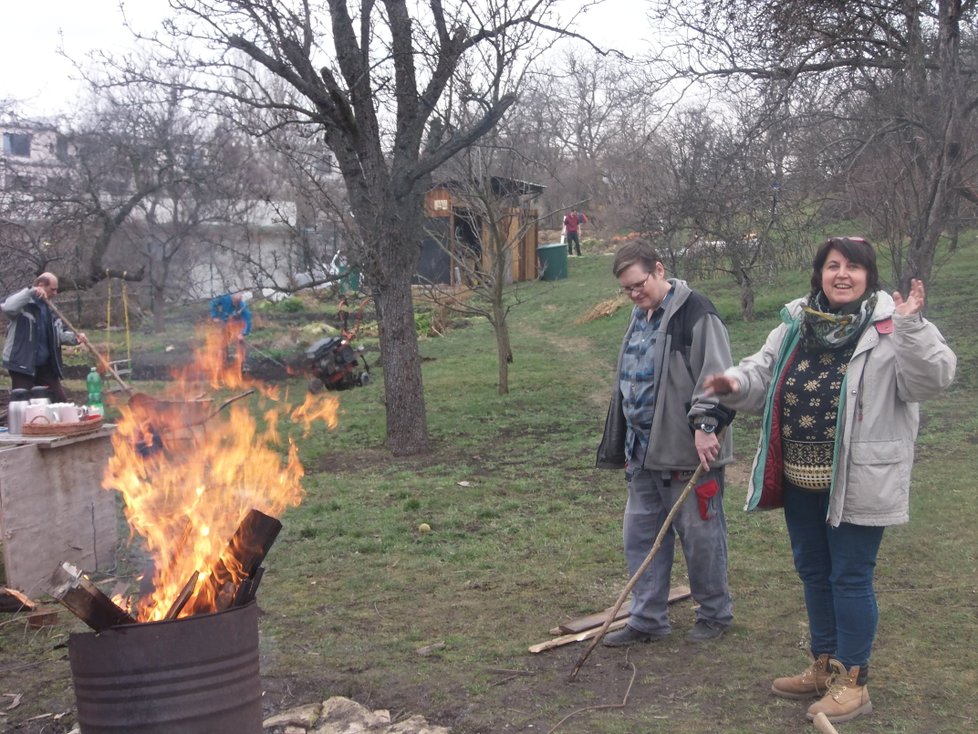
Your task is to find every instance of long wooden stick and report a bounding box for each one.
[812,712,840,734]
[567,431,726,681]
[531,619,630,654]
[44,298,133,395]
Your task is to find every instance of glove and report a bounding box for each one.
[695,479,721,521]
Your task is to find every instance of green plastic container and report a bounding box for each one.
[338,264,361,294]
[537,243,568,281]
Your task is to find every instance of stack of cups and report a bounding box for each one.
[52,403,81,423]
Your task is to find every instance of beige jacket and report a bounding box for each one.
[723,291,956,527]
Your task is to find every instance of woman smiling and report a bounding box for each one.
[704,236,957,725]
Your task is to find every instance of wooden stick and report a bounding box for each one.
[50,562,136,631]
[567,431,726,681]
[201,389,256,424]
[44,298,133,395]
[812,712,840,734]
[553,585,691,635]
[530,619,629,654]
[163,570,199,621]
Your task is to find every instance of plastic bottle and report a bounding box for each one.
[86,367,104,417]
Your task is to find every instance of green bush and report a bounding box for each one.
[269,297,306,313]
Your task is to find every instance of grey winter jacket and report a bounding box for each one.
[722,291,956,527]
[597,279,734,472]
[2,287,78,377]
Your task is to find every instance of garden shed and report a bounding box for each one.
[416,177,545,286]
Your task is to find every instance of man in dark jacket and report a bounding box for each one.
[2,272,86,402]
[596,240,735,645]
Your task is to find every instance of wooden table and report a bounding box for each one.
[0,427,118,597]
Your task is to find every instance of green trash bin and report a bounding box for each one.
[338,264,361,294]
[537,242,568,281]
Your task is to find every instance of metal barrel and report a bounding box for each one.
[68,601,261,733]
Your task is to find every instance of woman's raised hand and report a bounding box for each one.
[893,279,926,316]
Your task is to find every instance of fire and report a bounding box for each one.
[104,323,338,621]
[291,390,340,436]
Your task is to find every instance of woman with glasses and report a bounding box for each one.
[2,272,86,403]
[705,237,956,724]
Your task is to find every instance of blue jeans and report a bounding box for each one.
[783,486,885,670]
[623,468,733,634]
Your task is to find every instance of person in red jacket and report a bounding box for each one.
[564,210,588,256]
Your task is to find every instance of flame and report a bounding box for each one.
[103,323,338,621]
[291,390,340,437]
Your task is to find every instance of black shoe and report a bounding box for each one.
[602,624,670,647]
[685,620,727,643]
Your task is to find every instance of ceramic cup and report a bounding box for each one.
[25,404,57,424]
[55,403,80,423]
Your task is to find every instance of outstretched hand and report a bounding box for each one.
[893,279,926,316]
[703,373,740,397]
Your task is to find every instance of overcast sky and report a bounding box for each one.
[1,0,655,118]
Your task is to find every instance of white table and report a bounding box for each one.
[0,426,118,597]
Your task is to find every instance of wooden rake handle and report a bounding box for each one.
[44,297,133,395]
[567,428,726,681]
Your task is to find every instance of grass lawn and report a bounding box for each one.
[1,235,976,733]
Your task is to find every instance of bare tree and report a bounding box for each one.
[421,160,545,394]
[210,120,357,298]
[137,0,580,454]
[639,104,813,320]
[651,0,978,291]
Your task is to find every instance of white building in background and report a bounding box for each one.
[1,116,350,303]
[0,119,74,195]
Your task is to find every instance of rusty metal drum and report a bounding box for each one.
[68,601,261,733]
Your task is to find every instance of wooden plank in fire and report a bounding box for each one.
[185,509,282,616]
[50,562,136,631]
[163,570,200,621]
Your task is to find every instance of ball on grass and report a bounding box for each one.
[418,522,431,534]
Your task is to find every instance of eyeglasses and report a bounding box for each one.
[618,273,651,295]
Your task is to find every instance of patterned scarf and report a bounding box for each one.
[800,291,877,352]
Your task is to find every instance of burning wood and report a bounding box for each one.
[95,324,337,623]
[184,509,281,616]
[163,570,199,620]
[52,509,282,630]
[50,562,136,631]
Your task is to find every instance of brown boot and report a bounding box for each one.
[771,653,832,699]
[806,659,873,723]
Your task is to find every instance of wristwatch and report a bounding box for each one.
[695,421,717,434]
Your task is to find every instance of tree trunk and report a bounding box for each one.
[152,282,166,334]
[732,258,755,321]
[492,301,511,396]
[373,261,430,456]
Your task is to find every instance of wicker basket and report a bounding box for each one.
[22,415,104,437]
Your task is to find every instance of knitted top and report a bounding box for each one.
[779,344,855,490]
